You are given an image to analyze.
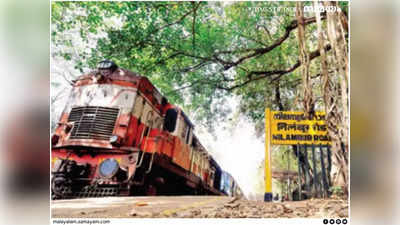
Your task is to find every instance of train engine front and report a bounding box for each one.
[51,61,164,199]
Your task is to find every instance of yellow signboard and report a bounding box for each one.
[269,110,331,145]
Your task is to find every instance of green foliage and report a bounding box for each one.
[330,186,344,196]
[272,146,298,172]
[51,1,348,133]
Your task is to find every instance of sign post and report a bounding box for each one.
[264,108,273,201]
[264,109,331,202]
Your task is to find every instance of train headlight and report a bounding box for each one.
[109,135,122,146]
[98,60,118,76]
[98,158,120,178]
[52,158,63,172]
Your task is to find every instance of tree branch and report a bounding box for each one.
[152,2,201,34]
[191,1,197,52]
[217,14,326,70]
[275,81,284,111]
[216,44,331,91]
[143,13,326,71]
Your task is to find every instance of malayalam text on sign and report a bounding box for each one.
[269,111,331,145]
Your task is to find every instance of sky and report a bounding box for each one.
[191,96,265,197]
[199,116,265,197]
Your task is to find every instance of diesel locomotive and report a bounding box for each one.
[51,60,242,199]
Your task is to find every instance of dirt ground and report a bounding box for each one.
[51,196,348,218]
[165,197,349,218]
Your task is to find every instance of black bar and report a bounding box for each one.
[319,144,329,198]
[287,150,291,201]
[304,145,310,196]
[311,144,318,198]
[297,144,302,200]
[327,145,332,187]
[264,192,273,202]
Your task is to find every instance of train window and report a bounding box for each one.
[163,108,177,132]
[191,138,197,148]
[210,169,215,183]
[185,127,192,144]
[143,127,150,137]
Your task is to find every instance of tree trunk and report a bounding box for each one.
[315,1,349,196]
[296,2,314,116]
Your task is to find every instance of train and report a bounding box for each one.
[51,60,243,199]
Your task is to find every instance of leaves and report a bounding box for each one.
[51,1,348,134]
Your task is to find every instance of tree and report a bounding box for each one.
[51,1,349,194]
[315,1,349,194]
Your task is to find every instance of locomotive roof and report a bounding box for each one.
[75,66,199,145]
[180,110,194,128]
[75,68,144,83]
